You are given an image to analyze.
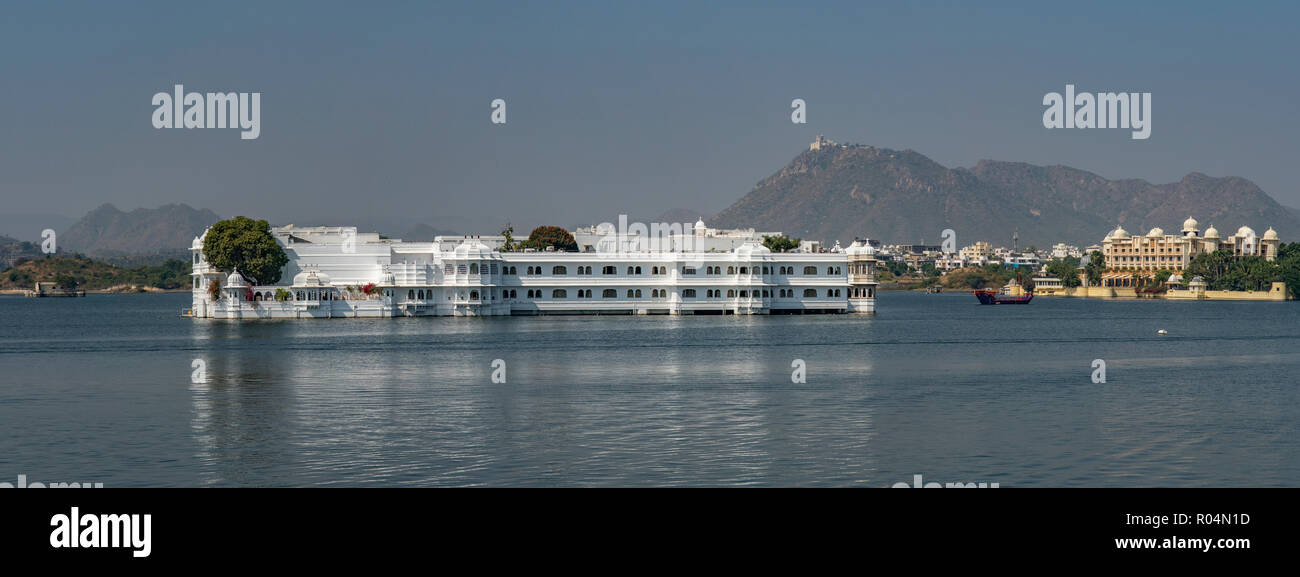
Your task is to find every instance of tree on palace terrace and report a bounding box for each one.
[202,216,289,285]
[523,225,577,252]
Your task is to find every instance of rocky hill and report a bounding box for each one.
[711,144,1300,247]
[58,203,220,260]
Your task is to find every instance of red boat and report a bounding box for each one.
[973,288,1033,305]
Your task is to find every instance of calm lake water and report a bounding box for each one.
[1,292,1297,487]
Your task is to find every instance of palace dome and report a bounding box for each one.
[226,269,248,288]
[1236,225,1256,238]
[1182,217,1199,232]
[1204,225,1220,238]
[734,241,771,256]
[292,270,331,286]
[1264,227,1279,240]
[1110,226,1130,239]
[1147,227,1164,237]
[845,240,877,256]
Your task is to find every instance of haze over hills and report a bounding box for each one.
[711,144,1300,248]
[58,203,221,262]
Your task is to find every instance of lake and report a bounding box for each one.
[1,292,1296,486]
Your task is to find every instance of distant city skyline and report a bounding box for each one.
[3,1,1298,235]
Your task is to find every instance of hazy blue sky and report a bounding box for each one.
[1,1,1297,235]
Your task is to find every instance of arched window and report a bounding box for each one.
[706,290,713,298]
[635,266,642,274]
[682,289,696,298]
[470,290,479,300]
[651,289,660,298]
[577,266,585,275]
[740,290,748,298]
[740,267,748,274]
[408,290,415,299]
[510,290,517,298]
[527,290,534,298]
[634,289,642,297]
[553,266,567,275]
[804,289,817,298]
[627,289,635,298]
[727,289,736,298]
[457,264,468,274]
[682,267,697,275]
[552,289,566,298]
[584,289,592,298]
[603,289,617,298]
[584,266,592,274]
[445,264,454,276]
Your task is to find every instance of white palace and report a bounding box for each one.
[188,219,880,319]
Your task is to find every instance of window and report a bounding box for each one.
[552,289,567,298]
[682,267,697,275]
[803,289,817,298]
[469,263,479,274]
[603,289,617,298]
[727,289,736,298]
[635,266,642,274]
[583,289,593,298]
[577,266,585,275]
[470,290,479,300]
[408,290,415,299]
[603,266,617,275]
[584,266,593,275]
[803,266,817,275]
[552,266,567,275]
[740,267,748,274]
[627,289,635,298]
[727,266,735,274]
[445,264,454,276]
[634,289,642,298]
[706,290,714,298]
[740,290,748,298]
[682,289,696,298]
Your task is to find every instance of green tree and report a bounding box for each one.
[53,273,78,290]
[201,216,289,285]
[500,225,517,252]
[1083,251,1106,286]
[1044,257,1082,288]
[522,225,577,252]
[762,235,801,252]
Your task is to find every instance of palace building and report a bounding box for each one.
[188,222,880,319]
[1098,217,1280,287]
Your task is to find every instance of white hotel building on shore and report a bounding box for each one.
[188,220,880,319]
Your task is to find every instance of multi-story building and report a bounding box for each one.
[188,224,880,318]
[1099,217,1280,287]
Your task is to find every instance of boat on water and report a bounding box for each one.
[973,286,1033,305]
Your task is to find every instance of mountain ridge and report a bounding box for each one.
[711,144,1299,247]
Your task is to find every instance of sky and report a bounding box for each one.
[1,1,1297,236]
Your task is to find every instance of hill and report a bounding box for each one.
[58,203,220,261]
[711,144,1300,247]
[0,255,189,292]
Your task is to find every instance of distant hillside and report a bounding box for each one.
[711,144,1300,247]
[59,203,220,260]
[0,254,189,292]
[0,235,44,269]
